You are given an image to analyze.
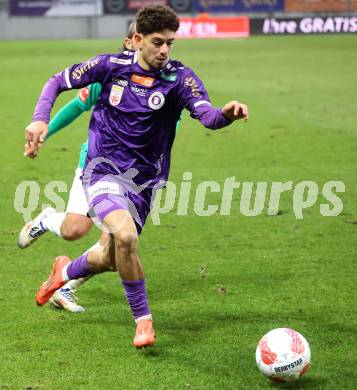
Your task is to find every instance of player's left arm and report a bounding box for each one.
[179,69,248,130]
[24,83,102,158]
[46,83,102,140]
[25,56,108,158]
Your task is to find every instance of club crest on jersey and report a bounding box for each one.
[148,91,165,110]
[109,85,124,107]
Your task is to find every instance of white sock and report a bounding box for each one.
[62,264,70,282]
[41,212,65,237]
[135,314,153,324]
[60,241,100,289]
[63,275,93,290]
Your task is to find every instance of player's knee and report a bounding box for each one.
[61,224,91,241]
[61,214,92,241]
[114,229,138,251]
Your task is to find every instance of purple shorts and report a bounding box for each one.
[86,179,154,235]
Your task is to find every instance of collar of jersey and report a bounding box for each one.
[130,53,172,77]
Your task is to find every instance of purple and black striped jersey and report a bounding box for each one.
[32,50,231,187]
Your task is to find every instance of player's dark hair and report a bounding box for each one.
[136,5,179,35]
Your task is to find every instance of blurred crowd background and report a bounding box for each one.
[1,1,356,40]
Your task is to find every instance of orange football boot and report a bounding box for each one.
[36,256,71,306]
[133,319,156,349]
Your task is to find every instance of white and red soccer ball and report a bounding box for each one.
[256,328,311,382]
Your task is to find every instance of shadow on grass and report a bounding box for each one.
[45,303,332,388]
[268,375,327,389]
[149,312,328,387]
[138,346,164,359]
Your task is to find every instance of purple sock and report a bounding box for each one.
[66,253,94,280]
[122,279,150,320]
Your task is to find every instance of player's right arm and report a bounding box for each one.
[24,55,108,157]
[46,83,102,140]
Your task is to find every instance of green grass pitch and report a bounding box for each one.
[0,35,356,389]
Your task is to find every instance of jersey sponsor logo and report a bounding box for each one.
[71,58,101,81]
[110,57,132,65]
[112,78,128,87]
[184,76,202,97]
[131,74,154,87]
[88,181,120,199]
[148,91,165,110]
[131,85,148,97]
[78,87,90,102]
[109,85,124,107]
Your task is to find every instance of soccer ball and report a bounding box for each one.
[256,328,311,382]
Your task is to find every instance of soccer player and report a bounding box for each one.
[25,5,248,348]
[18,22,138,313]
